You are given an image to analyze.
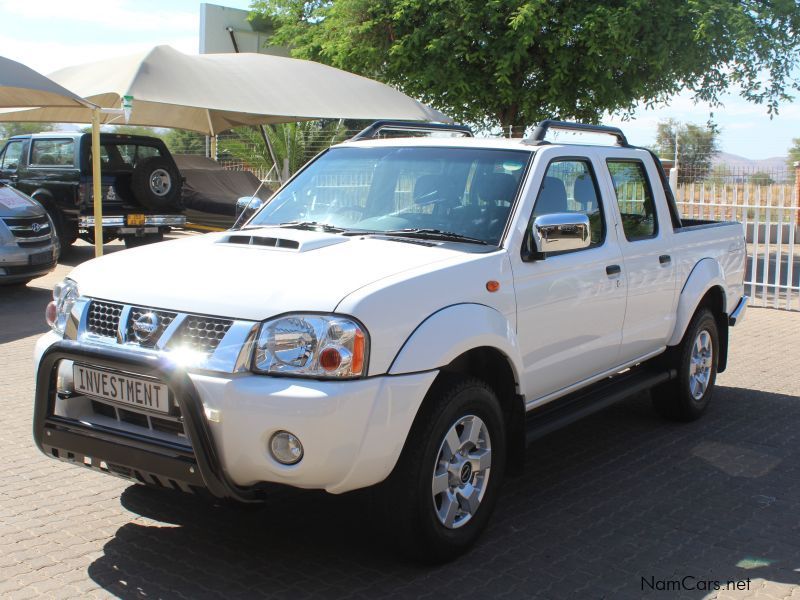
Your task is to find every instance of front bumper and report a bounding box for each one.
[34,337,437,498]
[0,241,57,283]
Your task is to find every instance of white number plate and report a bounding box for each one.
[73,364,170,414]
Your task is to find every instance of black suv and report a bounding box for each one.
[0,132,186,249]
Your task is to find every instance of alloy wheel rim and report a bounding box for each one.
[149,169,172,196]
[431,414,492,529]
[689,329,713,400]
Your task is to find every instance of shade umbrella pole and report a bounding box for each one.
[259,124,282,184]
[91,107,103,257]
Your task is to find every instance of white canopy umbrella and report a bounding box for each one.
[0,45,451,133]
[0,56,108,257]
[0,56,89,108]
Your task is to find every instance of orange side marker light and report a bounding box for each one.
[486,280,500,293]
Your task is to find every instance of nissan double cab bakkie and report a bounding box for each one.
[33,120,748,562]
[0,132,185,251]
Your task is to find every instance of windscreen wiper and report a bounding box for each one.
[276,221,348,233]
[373,228,489,245]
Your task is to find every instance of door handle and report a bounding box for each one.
[605,264,621,276]
[659,254,671,265]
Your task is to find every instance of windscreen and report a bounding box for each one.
[247,146,531,245]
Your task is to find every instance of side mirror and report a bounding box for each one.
[233,196,264,227]
[527,212,590,259]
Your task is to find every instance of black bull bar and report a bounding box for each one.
[34,340,263,502]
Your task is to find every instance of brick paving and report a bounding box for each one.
[1,239,799,599]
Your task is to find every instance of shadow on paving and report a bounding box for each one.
[89,386,800,599]
[0,284,52,343]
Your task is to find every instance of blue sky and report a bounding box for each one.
[0,0,797,159]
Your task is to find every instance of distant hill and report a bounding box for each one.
[712,152,789,171]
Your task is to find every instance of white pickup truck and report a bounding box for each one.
[33,120,747,561]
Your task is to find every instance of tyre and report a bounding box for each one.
[124,233,164,249]
[38,206,76,257]
[652,307,719,421]
[131,157,181,211]
[376,376,506,563]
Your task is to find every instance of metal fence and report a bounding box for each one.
[673,166,799,311]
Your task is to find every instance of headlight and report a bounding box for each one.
[253,314,368,378]
[46,278,79,335]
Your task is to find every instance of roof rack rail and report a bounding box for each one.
[350,120,473,141]
[524,119,628,147]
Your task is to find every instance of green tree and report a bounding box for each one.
[163,129,206,155]
[655,120,719,183]
[79,125,164,138]
[789,138,800,168]
[0,122,53,143]
[251,0,800,135]
[749,171,775,186]
[219,121,347,176]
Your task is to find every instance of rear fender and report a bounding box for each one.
[667,258,727,347]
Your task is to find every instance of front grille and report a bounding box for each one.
[84,300,237,356]
[17,238,51,248]
[86,301,123,338]
[169,316,233,353]
[2,215,51,239]
[126,307,177,347]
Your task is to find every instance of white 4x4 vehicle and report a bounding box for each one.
[34,121,747,561]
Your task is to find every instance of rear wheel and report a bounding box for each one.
[376,376,506,563]
[652,308,719,421]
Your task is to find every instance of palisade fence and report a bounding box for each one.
[195,128,800,311]
[674,165,799,311]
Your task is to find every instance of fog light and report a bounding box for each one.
[269,431,303,465]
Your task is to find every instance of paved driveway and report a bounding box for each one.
[1,239,799,599]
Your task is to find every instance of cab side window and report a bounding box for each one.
[607,160,657,240]
[30,139,75,167]
[0,141,24,170]
[530,159,605,248]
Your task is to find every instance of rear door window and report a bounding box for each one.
[606,160,658,240]
[30,139,76,167]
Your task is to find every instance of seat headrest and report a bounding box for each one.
[474,172,517,204]
[573,174,596,210]
[535,176,568,214]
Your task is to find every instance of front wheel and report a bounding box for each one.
[376,377,506,563]
[652,308,719,421]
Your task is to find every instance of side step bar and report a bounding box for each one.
[525,366,676,445]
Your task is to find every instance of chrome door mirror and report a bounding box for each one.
[530,212,590,256]
[233,196,264,228]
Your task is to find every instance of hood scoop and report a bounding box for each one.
[224,234,300,249]
[218,229,349,252]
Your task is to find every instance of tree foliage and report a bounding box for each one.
[655,119,719,183]
[164,129,206,155]
[219,121,347,176]
[0,122,53,143]
[789,138,800,168]
[251,0,800,133]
